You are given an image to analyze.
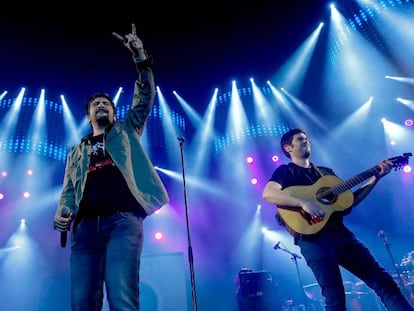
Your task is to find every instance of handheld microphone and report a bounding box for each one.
[273,241,281,249]
[60,207,71,248]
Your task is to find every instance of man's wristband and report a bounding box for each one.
[135,56,154,70]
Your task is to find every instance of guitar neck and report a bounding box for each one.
[330,165,380,196]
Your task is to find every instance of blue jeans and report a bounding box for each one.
[70,212,144,311]
[297,231,414,311]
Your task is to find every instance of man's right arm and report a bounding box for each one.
[263,181,305,207]
[262,181,325,218]
[54,151,75,232]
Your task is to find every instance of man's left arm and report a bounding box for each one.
[113,23,155,135]
[352,159,393,206]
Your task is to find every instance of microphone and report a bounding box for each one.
[60,207,71,248]
[273,241,281,250]
[177,136,185,143]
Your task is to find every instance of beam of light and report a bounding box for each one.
[0,90,7,101]
[271,22,324,94]
[326,3,395,109]
[0,87,26,147]
[155,166,228,198]
[330,97,374,139]
[0,221,48,311]
[31,89,46,137]
[61,94,83,147]
[230,204,266,269]
[396,98,414,113]
[266,82,300,127]
[31,186,62,214]
[381,119,414,156]
[316,97,376,169]
[112,87,123,107]
[226,81,249,135]
[219,81,252,183]
[173,90,202,128]
[281,88,328,133]
[156,87,181,166]
[0,88,26,179]
[251,79,278,125]
[385,76,414,86]
[0,246,20,254]
[190,89,219,176]
[25,90,47,177]
[267,82,291,107]
[357,0,414,71]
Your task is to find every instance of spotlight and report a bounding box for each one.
[154,232,163,240]
[271,155,279,162]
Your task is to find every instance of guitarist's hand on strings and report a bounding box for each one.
[300,199,325,223]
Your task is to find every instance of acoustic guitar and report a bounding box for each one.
[277,153,412,235]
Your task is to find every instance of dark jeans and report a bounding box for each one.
[70,212,144,311]
[297,231,414,311]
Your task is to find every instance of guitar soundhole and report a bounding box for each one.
[316,187,337,205]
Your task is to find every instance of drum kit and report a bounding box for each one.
[303,280,385,311]
[395,250,414,304]
[399,250,414,286]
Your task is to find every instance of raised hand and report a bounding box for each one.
[112,23,146,59]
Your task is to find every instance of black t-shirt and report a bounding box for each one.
[79,134,146,218]
[269,162,352,238]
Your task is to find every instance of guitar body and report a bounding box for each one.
[277,175,355,235]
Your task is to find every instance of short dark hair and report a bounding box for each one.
[280,128,306,158]
[85,92,116,115]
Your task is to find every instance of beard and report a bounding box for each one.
[95,115,112,126]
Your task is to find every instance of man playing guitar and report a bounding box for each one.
[262,128,413,311]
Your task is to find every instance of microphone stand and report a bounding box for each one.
[275,242,312,311]
[178,137,198,311]
[378,231,408,298]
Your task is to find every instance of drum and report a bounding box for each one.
[399,250,414,295]
[400,250,414,280]
[350,281,384,311]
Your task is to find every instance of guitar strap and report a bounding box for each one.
[310,162,326,178]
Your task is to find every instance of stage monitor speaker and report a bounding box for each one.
[103,252,189,311]
[235,269,281,311]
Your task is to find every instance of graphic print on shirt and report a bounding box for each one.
[88,135,113,172]
[91,141,105,158]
